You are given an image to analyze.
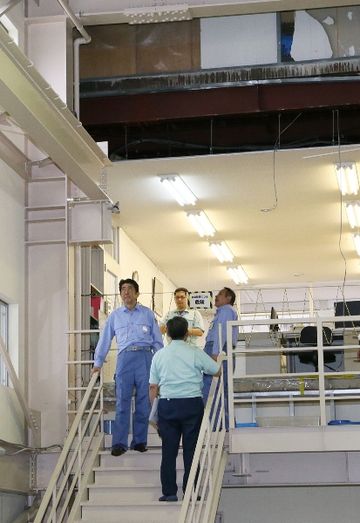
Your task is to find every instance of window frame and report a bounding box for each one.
[0,299,9,387]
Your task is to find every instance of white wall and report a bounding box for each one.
[119,228,175,316]
[201,13,278,69]
[291,10,332,61]
[0,492,26,523]
[0,159,26,444]
[219,485,360,523]
[24,12,70,447]
[26,17,68,104]
[27,243,67,446]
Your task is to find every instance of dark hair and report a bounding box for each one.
[174,287,189,296]
[223,287,236,305]
[166,316,188,340]
[119,278,139,294]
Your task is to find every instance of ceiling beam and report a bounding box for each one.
[76,1,360,25]
[0,130,27,177]
[80,79,360,126]
[0,25,110,199]
[26,0,360,24]
[0,0,22,17]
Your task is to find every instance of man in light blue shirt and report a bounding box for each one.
[92,278,163,456]
[149,316,220,502]
[203,287,238,429]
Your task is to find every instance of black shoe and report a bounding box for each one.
[111,446,126,456]
[132,443,148,453]
[159,495,178,502]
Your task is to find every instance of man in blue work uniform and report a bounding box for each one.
[202,287,238,429]
[92,278,163,456]
[149,316,221,502]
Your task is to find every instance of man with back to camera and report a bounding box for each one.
[92,278,163,456]
[149,316,221,502]
[159,287,204,347]
[202,287,238,429]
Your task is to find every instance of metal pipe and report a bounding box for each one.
[56,0,91,118]
[75,245,82,411]
[56,0,91,43]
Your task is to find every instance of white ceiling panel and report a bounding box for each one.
[107,146,360,289]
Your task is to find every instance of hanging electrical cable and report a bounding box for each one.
[335,108,349,296]
[261,111,303,213]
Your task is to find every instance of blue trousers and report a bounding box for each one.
[158,397,204,497]
[203,341,232,431]
[112,349,153,450]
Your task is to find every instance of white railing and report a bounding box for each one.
[34,370,103,523]
[179,354,227,523]
[226,314,360,428]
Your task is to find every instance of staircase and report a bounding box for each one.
[35,370,227,523]
[76,433,183,523]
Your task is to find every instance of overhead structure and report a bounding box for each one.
[0,24,110,199]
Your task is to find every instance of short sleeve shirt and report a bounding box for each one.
[160,308,204,348]
[149,339,220,398]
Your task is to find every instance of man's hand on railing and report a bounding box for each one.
[217,351,227,363]
[91,366,101,376]
[212,352,227,377]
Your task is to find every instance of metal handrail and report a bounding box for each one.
[34,371,103,523]
[179,354,227,523]
[226,314,360,428]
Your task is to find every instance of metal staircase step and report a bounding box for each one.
[104,431,162,447]
[79,441,186,521]
[87,483,172,503]
[93,465,179,486]
[98,448,183,468]
[80,500,181,522]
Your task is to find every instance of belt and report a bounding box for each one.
[123,346,153,352]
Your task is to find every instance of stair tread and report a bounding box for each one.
[81,500,182,506]
[88,483,161,489]
[94,465,183,471]
[100,448,165,454]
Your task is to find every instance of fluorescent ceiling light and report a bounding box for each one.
[227,265,249,285]
[353,234,360,256]
[346,202,360,228]
[160,174,197,207]
[187,210,215,238]
[123,5,192,24]
[335,162,359,195]
[209,241,234,263]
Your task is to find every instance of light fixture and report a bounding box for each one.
[159,174,197,207]
[353,234,360,255]
[123,5,192,24]
[187,210,215,237]
[227,265,249,285]
[209,241,234,263]
[335,162,359,195]
[346,202,360,228]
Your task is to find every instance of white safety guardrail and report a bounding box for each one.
[34,370,103,523]
[179,353,228,523]
[226,314,360,428]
